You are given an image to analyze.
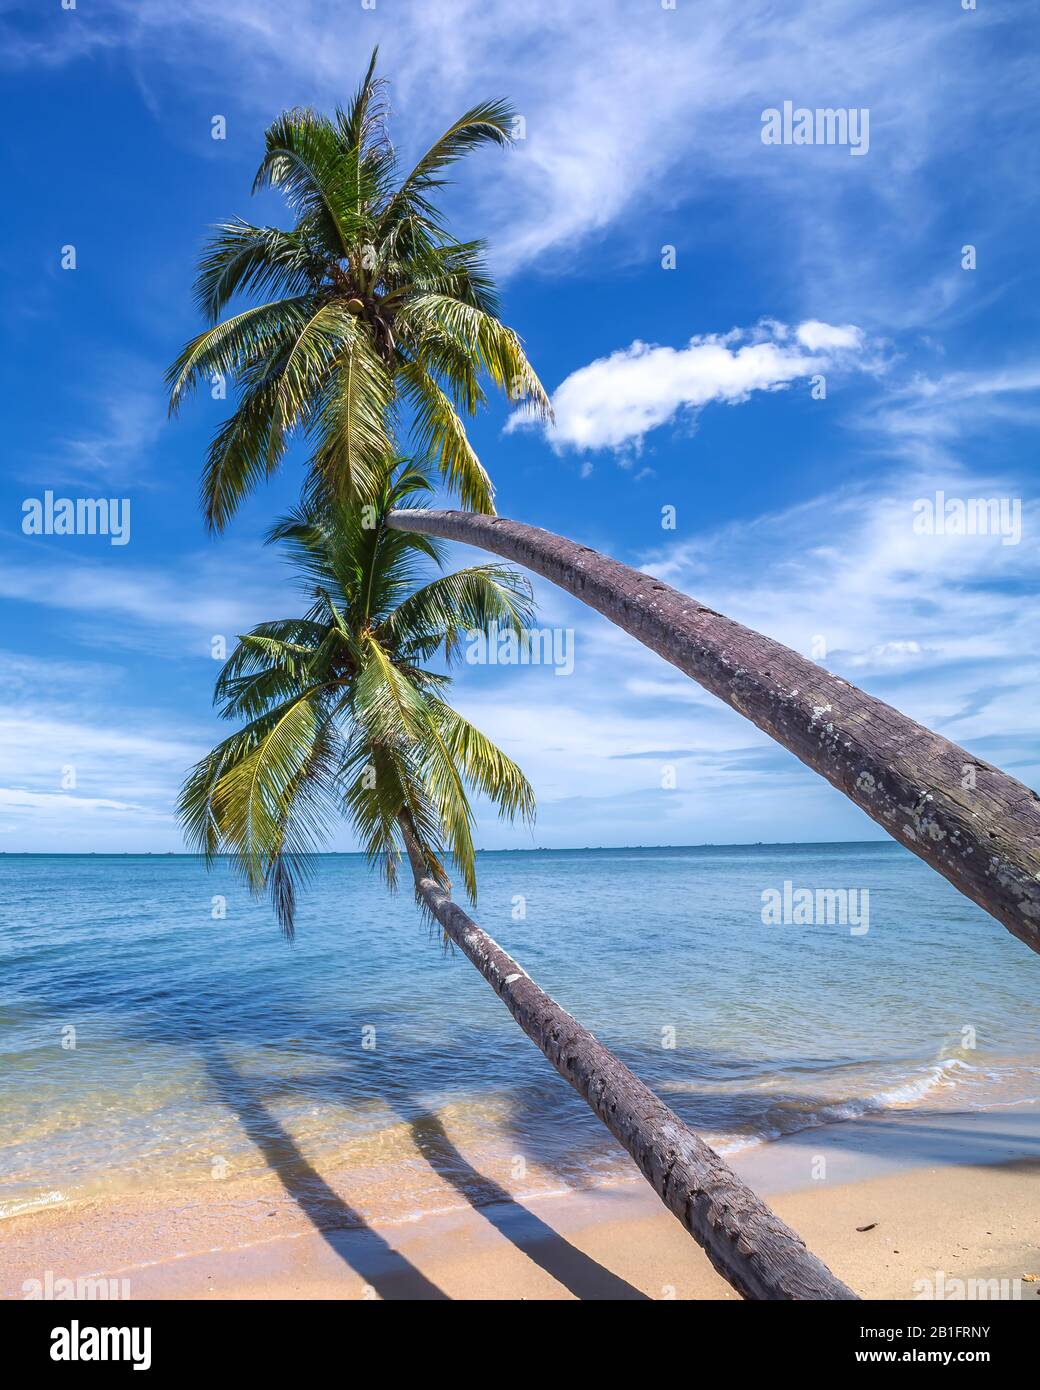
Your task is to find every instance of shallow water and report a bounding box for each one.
[1,843,1038,1223]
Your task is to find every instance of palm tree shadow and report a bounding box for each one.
[402,1106,649,1300]
[205,1044,648,1299]
[202,1045,449,1300]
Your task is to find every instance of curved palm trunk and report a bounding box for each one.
[388,509,1040,958]
[398,819,854,1300]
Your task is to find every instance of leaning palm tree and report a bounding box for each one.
[166,48,550,531]
[386,507,1040,960]
[179,461,853,1300]
[360,504,1040,1300]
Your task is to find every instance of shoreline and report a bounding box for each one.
[3,1105,1038,1300]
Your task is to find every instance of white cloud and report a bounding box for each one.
[795,320,863,351]
[508,319,868,453]
[2,0,1028,296]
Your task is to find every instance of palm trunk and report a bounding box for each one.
[397,817,854,1301]
[388,508,1040,958]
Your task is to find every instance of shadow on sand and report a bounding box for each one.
[400,1104,647,1298]
[202,1045,449,1300]
[203,1044,647,1300]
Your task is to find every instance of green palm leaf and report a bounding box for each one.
[199,372,286,533]
[381,565,534,662]
[428,701,535,823]
[398,359,494,512]
[307,325,394,507]
[168,51,549,528]
[167,297,314,411]
[193,223,319,322]
[180,460,537,932]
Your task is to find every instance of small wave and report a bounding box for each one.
[0,1189,67,1221]
[826,1054,974,1116]
[703,1056,979,1157]
[712,1132,778,1157]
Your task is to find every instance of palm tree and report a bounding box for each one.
[166,48,550,532]
[179,460,536,933]
[385,506,1040,959]
[179,464,854,1300]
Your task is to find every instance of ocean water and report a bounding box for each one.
[1,843,1038,1225]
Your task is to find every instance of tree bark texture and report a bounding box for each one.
[388,509,1040,958]
[398,818,856,1300]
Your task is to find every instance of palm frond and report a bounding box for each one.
[353,634,430,744]
[180,687,341,938]
[398,359,494,512]
[416,711,478,900]
[167,297,314,412]
[380,100,516,239]
[429,701,535,823]
[199,372,287,533]
[193,222,319,322]
[341,736,447,893]
[336,46,391,159]
[306,325,394,506]
[253,109,358,259]
[409,293,551,417]
[380,565,534,662]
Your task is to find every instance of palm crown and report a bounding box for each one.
[167,48,550,531]
[180,460,536,936]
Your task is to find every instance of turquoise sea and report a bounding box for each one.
[2,843,1038,1225]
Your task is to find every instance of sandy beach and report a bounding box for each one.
[3,1105,1038,1301]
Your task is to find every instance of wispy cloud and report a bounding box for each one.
[0,543,294,657]
[639,468,1038,738]
[20,349,170,489]
[0,647,203,849]
[3,0,1029,292]
[450,460,1038,846]
[868,362,1040,468]
[56,387,166,486]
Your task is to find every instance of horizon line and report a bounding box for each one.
[0,838,898,857]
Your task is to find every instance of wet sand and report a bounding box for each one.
[3,1106,1039,1301]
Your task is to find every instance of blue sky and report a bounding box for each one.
[1,0,1038,853]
